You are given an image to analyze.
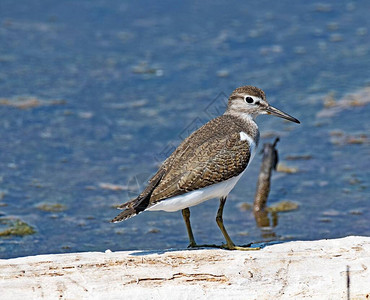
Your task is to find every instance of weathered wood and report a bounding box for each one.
[0,236,369,299]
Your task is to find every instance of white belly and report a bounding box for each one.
[147,170,245,212]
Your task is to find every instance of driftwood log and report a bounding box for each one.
[1,236,369,299]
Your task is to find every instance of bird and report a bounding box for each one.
[112,85,300,250]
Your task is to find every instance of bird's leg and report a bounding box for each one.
[216,197,259,251]
[216,197,235,248]
[182,208,221,249]
[182,208,197,248]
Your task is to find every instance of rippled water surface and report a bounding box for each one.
[0,0,369,258]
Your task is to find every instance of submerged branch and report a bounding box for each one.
[253,138,279,216]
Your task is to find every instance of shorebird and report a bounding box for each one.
[112,85,300,250]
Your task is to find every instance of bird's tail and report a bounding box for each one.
[111,196,149,223]
[111,186,154,221]
[111,169,165,223]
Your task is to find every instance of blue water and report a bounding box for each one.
[0,0,369,258]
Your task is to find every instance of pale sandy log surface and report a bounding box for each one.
[1,236,369,300]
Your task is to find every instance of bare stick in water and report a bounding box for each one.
[253,137,279,214]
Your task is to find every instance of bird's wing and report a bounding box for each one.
[150,130,251,203]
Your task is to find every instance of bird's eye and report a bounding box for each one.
[245,96,254,104]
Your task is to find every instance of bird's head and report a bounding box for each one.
[226,85,300,124]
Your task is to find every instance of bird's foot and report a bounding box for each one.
[187,242,260,251]
[221,242,260,251]
[187,241,198,248]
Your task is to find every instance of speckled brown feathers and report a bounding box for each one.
[150,115,258,203]
[112,114,258,222]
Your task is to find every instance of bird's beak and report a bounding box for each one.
[265,105,300,124]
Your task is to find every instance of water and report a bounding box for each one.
[0,0,369,258]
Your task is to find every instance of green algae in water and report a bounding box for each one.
[36,203,67,212]
[267,201,299,213]
[0,219,36,237]
[239,201,299,213]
